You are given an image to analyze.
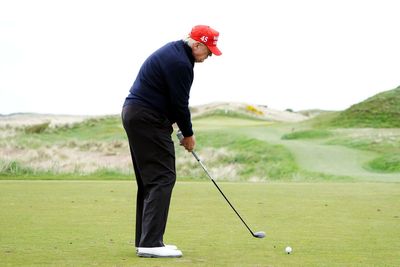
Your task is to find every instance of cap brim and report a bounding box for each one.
[208,46,222,56]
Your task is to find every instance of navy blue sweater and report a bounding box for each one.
[124,40,195,137]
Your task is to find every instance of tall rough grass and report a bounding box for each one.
[0,161,36,176]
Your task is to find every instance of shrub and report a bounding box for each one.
[245,105,264,115]
[24,122,50,134]
[282,129,332,140]
[366,154,400,173]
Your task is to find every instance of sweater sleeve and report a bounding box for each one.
[164,61,194,137]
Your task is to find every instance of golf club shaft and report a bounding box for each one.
[190,150,256,237]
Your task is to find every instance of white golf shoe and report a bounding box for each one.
[164,244,178,250]
[137,246,182,258]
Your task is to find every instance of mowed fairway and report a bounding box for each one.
[1,181,399,266]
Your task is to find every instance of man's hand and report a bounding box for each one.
[180,135,196,152]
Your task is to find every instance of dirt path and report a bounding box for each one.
[241,126,400,182]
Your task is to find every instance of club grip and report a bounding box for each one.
[176,130,184,142]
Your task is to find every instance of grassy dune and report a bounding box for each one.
[328,87,400,128]
[0,116,306,181]
[1,111,399,180]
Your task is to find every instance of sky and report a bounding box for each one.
[1,0,399,115]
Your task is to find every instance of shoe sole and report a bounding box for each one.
[137,253,182,258]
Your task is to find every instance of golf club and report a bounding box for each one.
[177,131,265,239]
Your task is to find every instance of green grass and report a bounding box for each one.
[281,129,332,140]
[1,181,399,266]
[279,127,400,174]
[327,136,398,154]
[2,110,400,265]
[324,129,400,173]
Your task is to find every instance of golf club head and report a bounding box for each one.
[253,231,266,238]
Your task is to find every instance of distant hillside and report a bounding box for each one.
[0,113,92,127]
[329,87,400,128]
[190,102,308,122]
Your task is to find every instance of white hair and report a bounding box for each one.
[183,37,199,48]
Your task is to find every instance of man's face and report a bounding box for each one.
[192,42,212,63]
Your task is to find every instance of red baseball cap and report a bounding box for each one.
[190,25,222,56]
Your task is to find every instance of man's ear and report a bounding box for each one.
[192,42,201,49]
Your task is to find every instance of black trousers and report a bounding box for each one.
[121,104,176,248]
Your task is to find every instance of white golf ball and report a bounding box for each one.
[285,246,292,254]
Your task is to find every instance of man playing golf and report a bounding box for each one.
[122,25,222,258]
